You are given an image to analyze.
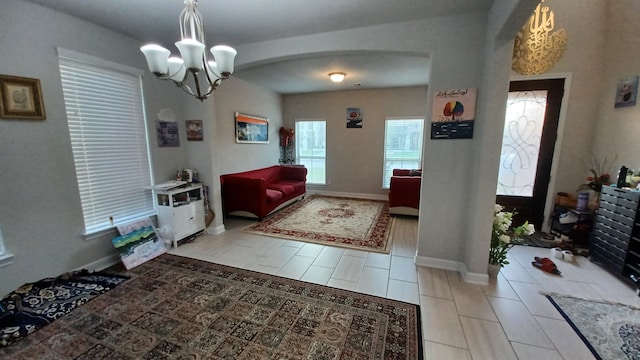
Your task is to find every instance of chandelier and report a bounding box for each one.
[140,0,237,101]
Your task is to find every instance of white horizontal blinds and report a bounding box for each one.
[383,118,424,188]
[59,56,154,234]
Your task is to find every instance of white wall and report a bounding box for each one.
[207,77,282,229]
[213,77,283,174]
[591,0,640,174]
[514,0,609,208]
[0,0,198,296]
[458,0,541,279]
[282,86,428,195]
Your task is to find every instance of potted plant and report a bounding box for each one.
[578,155,615,205]
[488,204,535,277]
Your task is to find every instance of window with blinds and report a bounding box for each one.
[0,224,12,267]
[57,49,155,235]
[382,118,424,188]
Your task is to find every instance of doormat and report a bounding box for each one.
[245,195,395,253]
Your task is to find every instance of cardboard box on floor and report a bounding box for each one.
[556,192,577,207]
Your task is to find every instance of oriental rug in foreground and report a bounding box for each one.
[1,254,423,359]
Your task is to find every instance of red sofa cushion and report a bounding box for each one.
[268,183,296,195]
[275,179,305,193]
[265,189,283,203]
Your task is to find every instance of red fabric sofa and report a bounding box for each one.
[220,165,307,218]
[388,169,421,216]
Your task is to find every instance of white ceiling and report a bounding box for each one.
[25,0,494,94]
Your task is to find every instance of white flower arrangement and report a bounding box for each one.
[489,204,535,267]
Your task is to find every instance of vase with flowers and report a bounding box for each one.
[278,127,295,164]
[578,155,615,205]
[585,170,610,193]
[488,204,535,276]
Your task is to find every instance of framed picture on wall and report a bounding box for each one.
[186,120,203,141]
[235,112,269,143]
[346,107,363,128]
[156,121,180,147]
[430,88,477,140]
[0,74,46,120]
[614,76,639,108]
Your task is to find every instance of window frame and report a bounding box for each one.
[0,225,13,268]
[295,119,327,185]
[382,117,425,188]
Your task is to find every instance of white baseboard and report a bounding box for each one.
[207,224,225,235]
[460,263,489,285]
[414,254,489,285]
[76,253,121,272]
[415,254,462,271]
[307,190,387,201]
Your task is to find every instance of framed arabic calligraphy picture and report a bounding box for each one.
[431,88,477,140]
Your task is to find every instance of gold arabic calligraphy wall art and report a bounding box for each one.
[512,0,567,75]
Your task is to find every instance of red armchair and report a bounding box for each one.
[388,169,421,216]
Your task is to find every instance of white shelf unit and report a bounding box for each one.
[155,184,205,248]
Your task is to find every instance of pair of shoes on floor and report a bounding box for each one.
[532,257,562,275]
[551,247,574,262]
[558,212,579,224]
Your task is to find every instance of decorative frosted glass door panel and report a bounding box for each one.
[497,90,548,197]
[496,79,564,229]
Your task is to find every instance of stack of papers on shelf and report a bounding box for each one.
[151,180,187,191]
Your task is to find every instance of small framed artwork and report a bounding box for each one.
[156,121,180,147]
[614,76,639,108]
[0,74,46,120]
[431,88,477,140]
[346,107,363,128]
[235,112,269,143]
[186,120,203,141]
[113,217,166,270]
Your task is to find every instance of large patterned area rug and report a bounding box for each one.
[1,254,423,359]
[547,293,640,360]
[246,195,395,253]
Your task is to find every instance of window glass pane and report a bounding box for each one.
[59,55,154,234]
[383,118,424,188]
[0,225,5,257]
[496,90,548,197]
[296,121,326,184]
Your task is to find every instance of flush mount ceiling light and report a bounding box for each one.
[329,72,346,83]
[140,0,237,101]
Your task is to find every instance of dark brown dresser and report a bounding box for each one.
[590,185,640,287]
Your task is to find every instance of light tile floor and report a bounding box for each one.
[169,216,640,360]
